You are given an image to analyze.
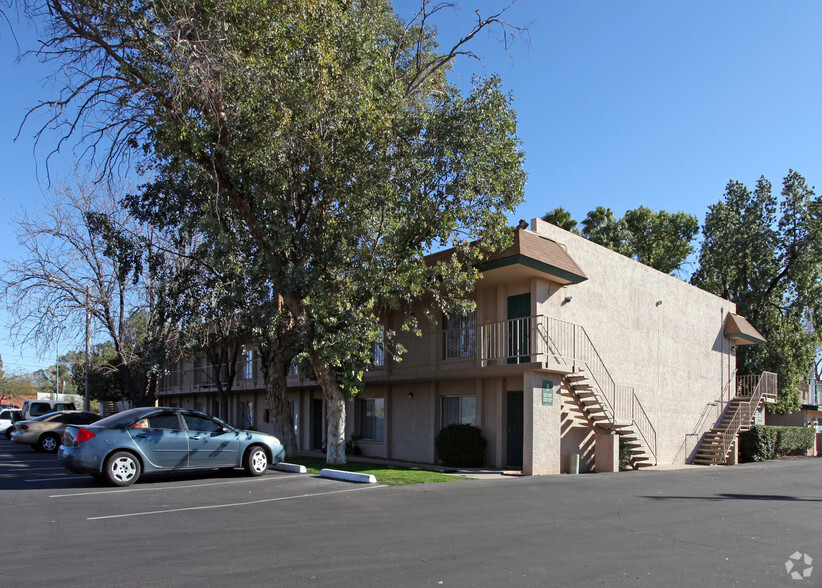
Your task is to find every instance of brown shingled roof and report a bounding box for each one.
[427,228,587,285]
[724,313,766,345]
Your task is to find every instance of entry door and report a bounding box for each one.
[507,293,531,364]
[507,391,524,468]
[312,398,324,450]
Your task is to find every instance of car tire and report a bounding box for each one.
[38,433,61,453]
[104,451,141,486]
[243,446,269,477]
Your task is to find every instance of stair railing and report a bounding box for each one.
[715,372,776,460]
[544,316,657,464]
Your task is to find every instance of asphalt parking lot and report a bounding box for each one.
[2,437,822,587]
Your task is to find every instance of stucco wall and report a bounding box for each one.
[533,218,737,464]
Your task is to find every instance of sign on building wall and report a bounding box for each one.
[542,380,554,406]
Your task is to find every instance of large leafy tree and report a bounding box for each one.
[22,0,526,462]
[622,206,699,275]
[691,171,822,412]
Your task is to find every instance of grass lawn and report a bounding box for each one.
[288,456,470,486]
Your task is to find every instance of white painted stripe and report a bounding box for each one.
[50,471,309,498]
[87,485,385,520]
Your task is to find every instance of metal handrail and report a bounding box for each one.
[716,372,776,459]
[543,316,657,463]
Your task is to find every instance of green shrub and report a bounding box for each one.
[619,437,633,471]
[776,427,815,456]
[740,426,814,462]
[435,424,487,467]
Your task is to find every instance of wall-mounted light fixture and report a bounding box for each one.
[563,295,573,304]
[655,300,663,307]
[731,345,737,352]
[518,219,529,230]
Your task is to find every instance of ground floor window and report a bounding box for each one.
[442,395,476,427]
[360,398,385,441]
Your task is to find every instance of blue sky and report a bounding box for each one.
[1,1,821,371]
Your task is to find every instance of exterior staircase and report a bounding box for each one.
[563,368,656,469]
[693,372,778,465]
[543,317,658,469]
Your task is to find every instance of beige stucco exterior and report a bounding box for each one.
[157,218,750,475]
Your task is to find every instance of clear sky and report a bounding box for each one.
[1,0,821,372]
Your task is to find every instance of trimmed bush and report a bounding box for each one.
[739,426,814,462]
[435,424,487,467]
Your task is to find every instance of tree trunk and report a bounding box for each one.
[310,358,347,465]
[262,354,298,457]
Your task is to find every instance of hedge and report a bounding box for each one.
[739,426,815,462]
[435,424,487,467]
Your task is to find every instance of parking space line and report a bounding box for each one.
[50,472,311,498]
[87,484,386,520]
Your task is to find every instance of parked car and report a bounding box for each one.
[59,407,286,486]
[1,409,22,439]
[0,403,20,410]
[20,399,77,420]
[11,411,102,452]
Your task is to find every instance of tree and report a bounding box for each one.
[541,207,579,233]
[622,206,699,275]
[2,175,180,407]
[581,206,631,256]
[691,171,822,412]
[22,0,526,463]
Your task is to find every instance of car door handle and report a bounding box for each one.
[135,433,148,438]
[189,436,200,440]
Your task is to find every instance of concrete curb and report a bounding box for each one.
[272,462,307,474]
[320,468,377,484]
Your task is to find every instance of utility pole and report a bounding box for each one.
[85,286,91,412]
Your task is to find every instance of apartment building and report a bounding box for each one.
[157,218,774,474]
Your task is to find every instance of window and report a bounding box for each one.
[442,396,476,427]
[371,330,385,367]
[360,398,385,441]
[183,414,224,433]
[170,360,179,387]
[241,348,254,380]
[443,311,476,360]
[146,414,182,430]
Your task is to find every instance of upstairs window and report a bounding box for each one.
[443,310,476,360]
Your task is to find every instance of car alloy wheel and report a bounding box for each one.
[104,451,141,486]
[244,446,268,476]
